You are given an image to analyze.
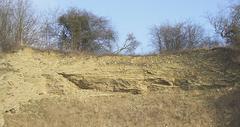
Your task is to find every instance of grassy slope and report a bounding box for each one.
[0,47,239,127]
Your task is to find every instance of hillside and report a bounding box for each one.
[0,48,240,127]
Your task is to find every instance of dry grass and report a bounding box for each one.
[0,47,239,127]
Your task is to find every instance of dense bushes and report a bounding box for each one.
[57,9,117,53]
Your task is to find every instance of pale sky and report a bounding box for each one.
[32,0,234,53]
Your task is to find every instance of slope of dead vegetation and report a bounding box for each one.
[0,48,239,127]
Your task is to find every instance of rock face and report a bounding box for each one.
[58,72,177,94]
[0,47,239,127]
[58,72,144,94]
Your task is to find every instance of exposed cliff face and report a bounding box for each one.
[0,48,239,127]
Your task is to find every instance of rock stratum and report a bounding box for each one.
[0,48,239,127]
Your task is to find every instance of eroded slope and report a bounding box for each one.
[0,48,239,127]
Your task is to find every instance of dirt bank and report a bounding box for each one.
[0,48,239,127]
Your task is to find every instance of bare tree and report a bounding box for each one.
[16,0,38,46]
[151,21,206,53]
[151,26,163,53]
[209,3,240,48]
[200,36,220,48]
[0,0,16,52]
[36,9,61,49]
[0,0,37,52]
[184,23,204,49]
[115,33,140,55]
[151,23,186,52]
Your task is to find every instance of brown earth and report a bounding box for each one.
[0,47,239,127]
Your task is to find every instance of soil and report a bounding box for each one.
[0,47,239,127]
